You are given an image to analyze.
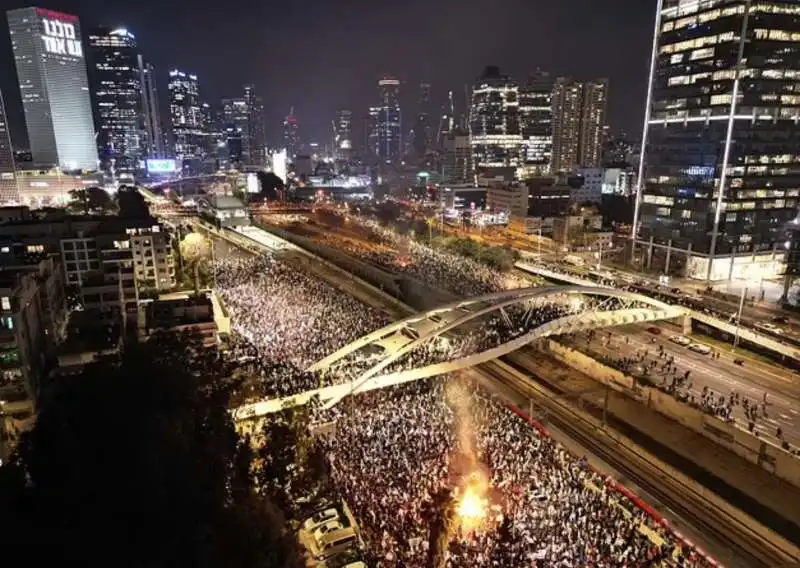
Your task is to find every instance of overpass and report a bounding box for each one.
[234,286,684,419]
[515,261,800,363]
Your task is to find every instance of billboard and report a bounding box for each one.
[272,149,287,183]
[246,173,259,193]
[146,159,177,174]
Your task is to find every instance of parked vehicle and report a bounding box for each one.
[669,335,691,346]
[688,343,712,355]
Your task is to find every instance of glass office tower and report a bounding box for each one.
[633,0,800,281]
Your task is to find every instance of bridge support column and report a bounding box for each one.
[682,313,692,335]
[664,239,673,274]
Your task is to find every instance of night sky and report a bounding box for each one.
[1,0,655,149]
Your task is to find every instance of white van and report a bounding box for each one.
[308,527,359,561]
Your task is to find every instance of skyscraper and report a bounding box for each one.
[168,69,203,165]
[283,109,299,159]
[138,56,164,158]
[411,82,432,159]
[0,89,19,203]
[243,85,265,166]
[579,79,608,168]
[7,7,97,171]
[87,27,142,178]
[633,0,800,282]
[376,76,402,162]
[551,78,583,172]
[442,129,472,185]
[469,66,522,176]
[519,71,553,176]
[221,97,248,167]
[551,78,608,172]
[334,109,352,159]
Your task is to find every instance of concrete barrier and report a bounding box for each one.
[540,339,800,488]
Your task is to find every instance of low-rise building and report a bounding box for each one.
[15,168,104,209]
[0,257,66,459]
[0,214,175,325]
[55,309,123,376]
[143,294,218,348]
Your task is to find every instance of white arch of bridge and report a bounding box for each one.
[232,286,684,419]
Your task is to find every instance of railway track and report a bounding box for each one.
[479,358,800,568]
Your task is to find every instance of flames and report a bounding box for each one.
[455,471,491,534]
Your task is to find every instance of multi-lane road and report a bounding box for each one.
[563,321,800,447]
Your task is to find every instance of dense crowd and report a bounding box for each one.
[284,215,533,296]
[215,256,389,400]
[326,379,711,567]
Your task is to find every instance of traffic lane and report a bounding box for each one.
[644,323,800,399]
[572,332,797,446]
[578,329,797,445]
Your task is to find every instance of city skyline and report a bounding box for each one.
[0,0,654,149]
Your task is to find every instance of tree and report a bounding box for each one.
[68,187,114,214]
[0,335,302,567]
[117,186,150,219]
[256,172,285,201]
[180,232,212,293]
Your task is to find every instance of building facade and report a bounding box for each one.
[138,56,164,158]
[7,7,97,171]
[243,85,265,166]
[580,79,609,168]
[168,69,204,167]
[283,110,299,159]
[633,0,800,281]
[87,27,143,179]
[469,66,522,176]
[376,77,402,162]
[519,71,553,177]
[0,90,19,203]
[334,109,353,159]
[441,130,472,184]
[551,78,608,172]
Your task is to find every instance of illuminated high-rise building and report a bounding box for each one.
[87,27,142,178]
[168,69,203,165]
[518,71,553,176]
[243,85,265,166]
[551,77,608,172]
[7,7,97,171]
[138,56,164,157]
[633,0,800,282]
[334,109,352,159]
[376,76,402,162]
[580,79,608,168]
[0,89,19,203]
[283,109,299,159]
[469,66,522,175]
[411,82,432,159]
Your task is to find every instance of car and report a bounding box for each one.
[756,322,783,335]
[302,508,340,532]
[688,343,712,355]
[669,335,691,346]
[647,326,662,335]
[772,315,790,324]
[308,527,359,561]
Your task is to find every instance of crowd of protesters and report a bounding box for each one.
[325,379,712,567]
[214,256,389,400]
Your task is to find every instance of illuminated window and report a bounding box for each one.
[1,297,10,311]
[690,47,715,60]
[26,244,44,253]
[710,94,732,105]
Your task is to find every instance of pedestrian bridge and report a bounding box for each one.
[233,286,685,420]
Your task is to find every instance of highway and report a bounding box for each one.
[477,359,800,568]
[194,214,800,566]
[561,323,800,448]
